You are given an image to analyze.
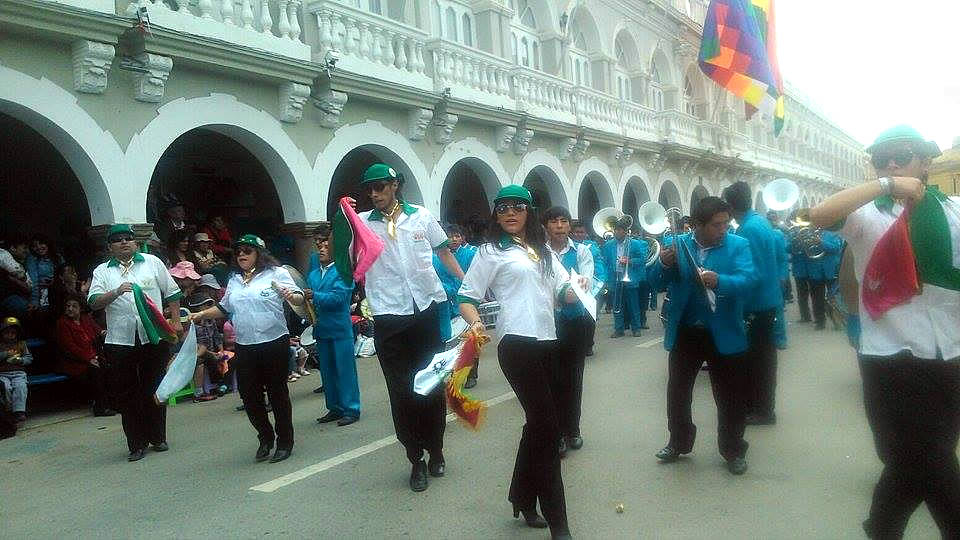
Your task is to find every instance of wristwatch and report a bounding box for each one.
[877,177,892,195]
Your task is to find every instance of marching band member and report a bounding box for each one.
[188,234,303,463]
[650,197,755,475]
[805,230,843,330]
[766,212,790,349]
[458,185,575,539]
[444,224,480,387]
[791,225,813,323]
[570,220,604,356]
[357,163,463,492]
[544,206,594,456]
[723,182,783,426]
[601,219,647,337]
[810,125,960,538]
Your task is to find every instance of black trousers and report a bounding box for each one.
[236,335,294,450]
[82,365,111,411]
[809,279,828,327]
[859,354,960,539]
[795,277,811,321]
[103,342,168,453]
[499,335,568,536]
[636,282,650,327]
[374,303,445,463]
[666,325,748,461]
[745,309,778,417]
[554,314,592,438]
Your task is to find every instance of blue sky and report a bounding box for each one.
[776,0,958,151]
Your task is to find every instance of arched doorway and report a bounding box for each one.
[147,128,286,260]
[622,176,651,223]
[523,165,567,211]
[440,158,501,243]
[578,171,614,227]
[658,180,682,212]
[754,190,767,212]
[327,145,425,220]
[690,184,709,214]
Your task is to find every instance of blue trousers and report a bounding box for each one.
[773,304,788,349]
[316,337,361,418]
[613,285,641,333]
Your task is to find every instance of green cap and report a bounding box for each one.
[867,125,942,157]
[234,234,266,250]
[361,163,400,184]
[493,185,533,205]
[107,224,134,240]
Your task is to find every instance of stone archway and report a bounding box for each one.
[578,170,615,227]
[658,180,682,211]
[439,157,503,242]
[326,145,426,220]
[690,184,709,214]
[622,176,651,224]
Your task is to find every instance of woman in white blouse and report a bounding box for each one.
[188,234,303,464]
[458,185,576,540]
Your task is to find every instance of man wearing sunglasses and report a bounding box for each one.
[810,125,960,539]
[88,224,182,462]
[356,163,464,492]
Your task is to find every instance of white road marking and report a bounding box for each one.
[249,390,518,493]
[636,337,665,348]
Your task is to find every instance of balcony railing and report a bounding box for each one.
[123,0,310,60]
[427,38,514,109]
[512,69,577,125]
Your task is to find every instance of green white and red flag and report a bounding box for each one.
[131,283,177,344]
[331,197,385,285]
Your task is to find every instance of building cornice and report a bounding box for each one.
[0,0,129,44]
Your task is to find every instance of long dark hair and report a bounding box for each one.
[233,245,280,274]
[485,203,552,277]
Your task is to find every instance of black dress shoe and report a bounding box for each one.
[256,442,273,462]
[567,436,583,450]
[585,347,594,357]
[410,460,428,492]
[428,456,445,477]
[655,446,680,462]
[513,508,548,529]
[313,386,325,394]
[640,324,650,330]
[337,416,358,426]
[151,442,169,452]
[93,408,117,417]
[270,448,292,463]
[727,456,748,475]
[552,530,573,539]
[558,437,568,458]
[610,331,624,338]
[127,448,145,462]
[316,411,343,424]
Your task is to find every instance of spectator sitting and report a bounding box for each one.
[0,238,32,320]
[167,230,192,266]
[155,194,193,246]
[143,232,170,267]
[191,233,229,285]
[0,316,32,424]
[25,236,59,311]
[201,216,233,260]
[186,293,227,401]
[55,295,116,416]
[197,273,224,302]
[169,261,201,297]
[49,263,90,320]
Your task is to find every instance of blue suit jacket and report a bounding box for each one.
[307,258,353,340]
[580,239,606,286]
[772,228,789,281]
[734,211,783,312]
[806,230,843,281]
[452,244,476,273]
[601,237,647,288]
[791,249,809,279]
[648,232,756,355]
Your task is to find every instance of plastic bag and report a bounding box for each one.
[155,324,197,403]
[354,335,376,357]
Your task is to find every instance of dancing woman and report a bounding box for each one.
[458,185,576,539]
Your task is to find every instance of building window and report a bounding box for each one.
[462,14,472,46]
[649,64,663,111]
[445,7,458,40]
[368,0,382,15]
[683,77,697,116]
[511,33,518,64]
[531,41,540,70]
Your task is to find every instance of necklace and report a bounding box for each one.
[241,268,257,285]
[383,200,402,240]
[511,236,540,262]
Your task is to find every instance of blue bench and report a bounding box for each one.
[27,374,69,386]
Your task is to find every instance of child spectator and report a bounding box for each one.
[169,261,201,297]
[25,236,59,310]
[201,216,233,260]
[0,317,31,423]
[191,233,229,285]
[0,238,32,320]
[197,274,224,302]
[55,295,115,416]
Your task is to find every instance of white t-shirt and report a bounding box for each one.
[0,248,31,289]
[360,203,449,316]
[459,242,569,341]
[220,266,301,346]
[842,202,960,360]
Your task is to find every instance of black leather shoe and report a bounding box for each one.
[552,530,573,539]
[410,460,428,492]
[93,408,117,417]
[270,448,292,463]
[463,377,477,389]
[558,437,568,458]
[255,442,273,462]
[567,436,583,450]
[316,411,343,424]
[727,456,748,475]
[513,508,548,529]
[337,416,358,426]
[655,446,680,462]
[640,324,650,330]
[428,455,445,477]
[151,442,169,452]
[313,386,325,394]
[127,449,145,462]
[610,331,624,338]
[585,347,594,357]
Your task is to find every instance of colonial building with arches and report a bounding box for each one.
[0,0,867,271]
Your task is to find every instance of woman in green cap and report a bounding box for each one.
[458,184,577,539]
[188,234,304,464]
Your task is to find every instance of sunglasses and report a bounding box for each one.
[109,236,135,244]
[237,246,256,255]
[366,182,393,193]
[495,202,529,215]
[875,148,917,167]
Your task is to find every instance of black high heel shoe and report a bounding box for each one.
[513,507,548,528]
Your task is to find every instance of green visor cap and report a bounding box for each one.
[493,184,533,205]
[234,234,266,250]
[867,125,942,157]
[107,224,134,240]
[361,163,400,184]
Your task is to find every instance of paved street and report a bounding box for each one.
[0,304,942,539]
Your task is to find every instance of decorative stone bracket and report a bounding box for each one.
[513,128,534,155]
[620,147,634,165]
[572,137,590,162]
[494,125,516,153]
[72,40,115,95]
[431,112,459,145]
[647,151,668,173]
[279,82,311,124]
[314,89,348,129]
[408,108,434,141]
[133,53,173,103]
[559,137,577,161]
[610,146,624,163]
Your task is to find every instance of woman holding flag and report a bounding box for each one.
[188,234,303,464]
[88,224,182,462]
[810,125,960,539]
[459,185,576,539]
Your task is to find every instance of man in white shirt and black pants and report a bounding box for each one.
[356,163,464,492]
[88,224,182,462]
[811,125,960,539]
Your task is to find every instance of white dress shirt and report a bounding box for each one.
[842,202,960,360]
[360,202,449,316]
[547,238,595,286]
[88,253,181,346]
[219,266,301,346]
[458,242,569,341]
